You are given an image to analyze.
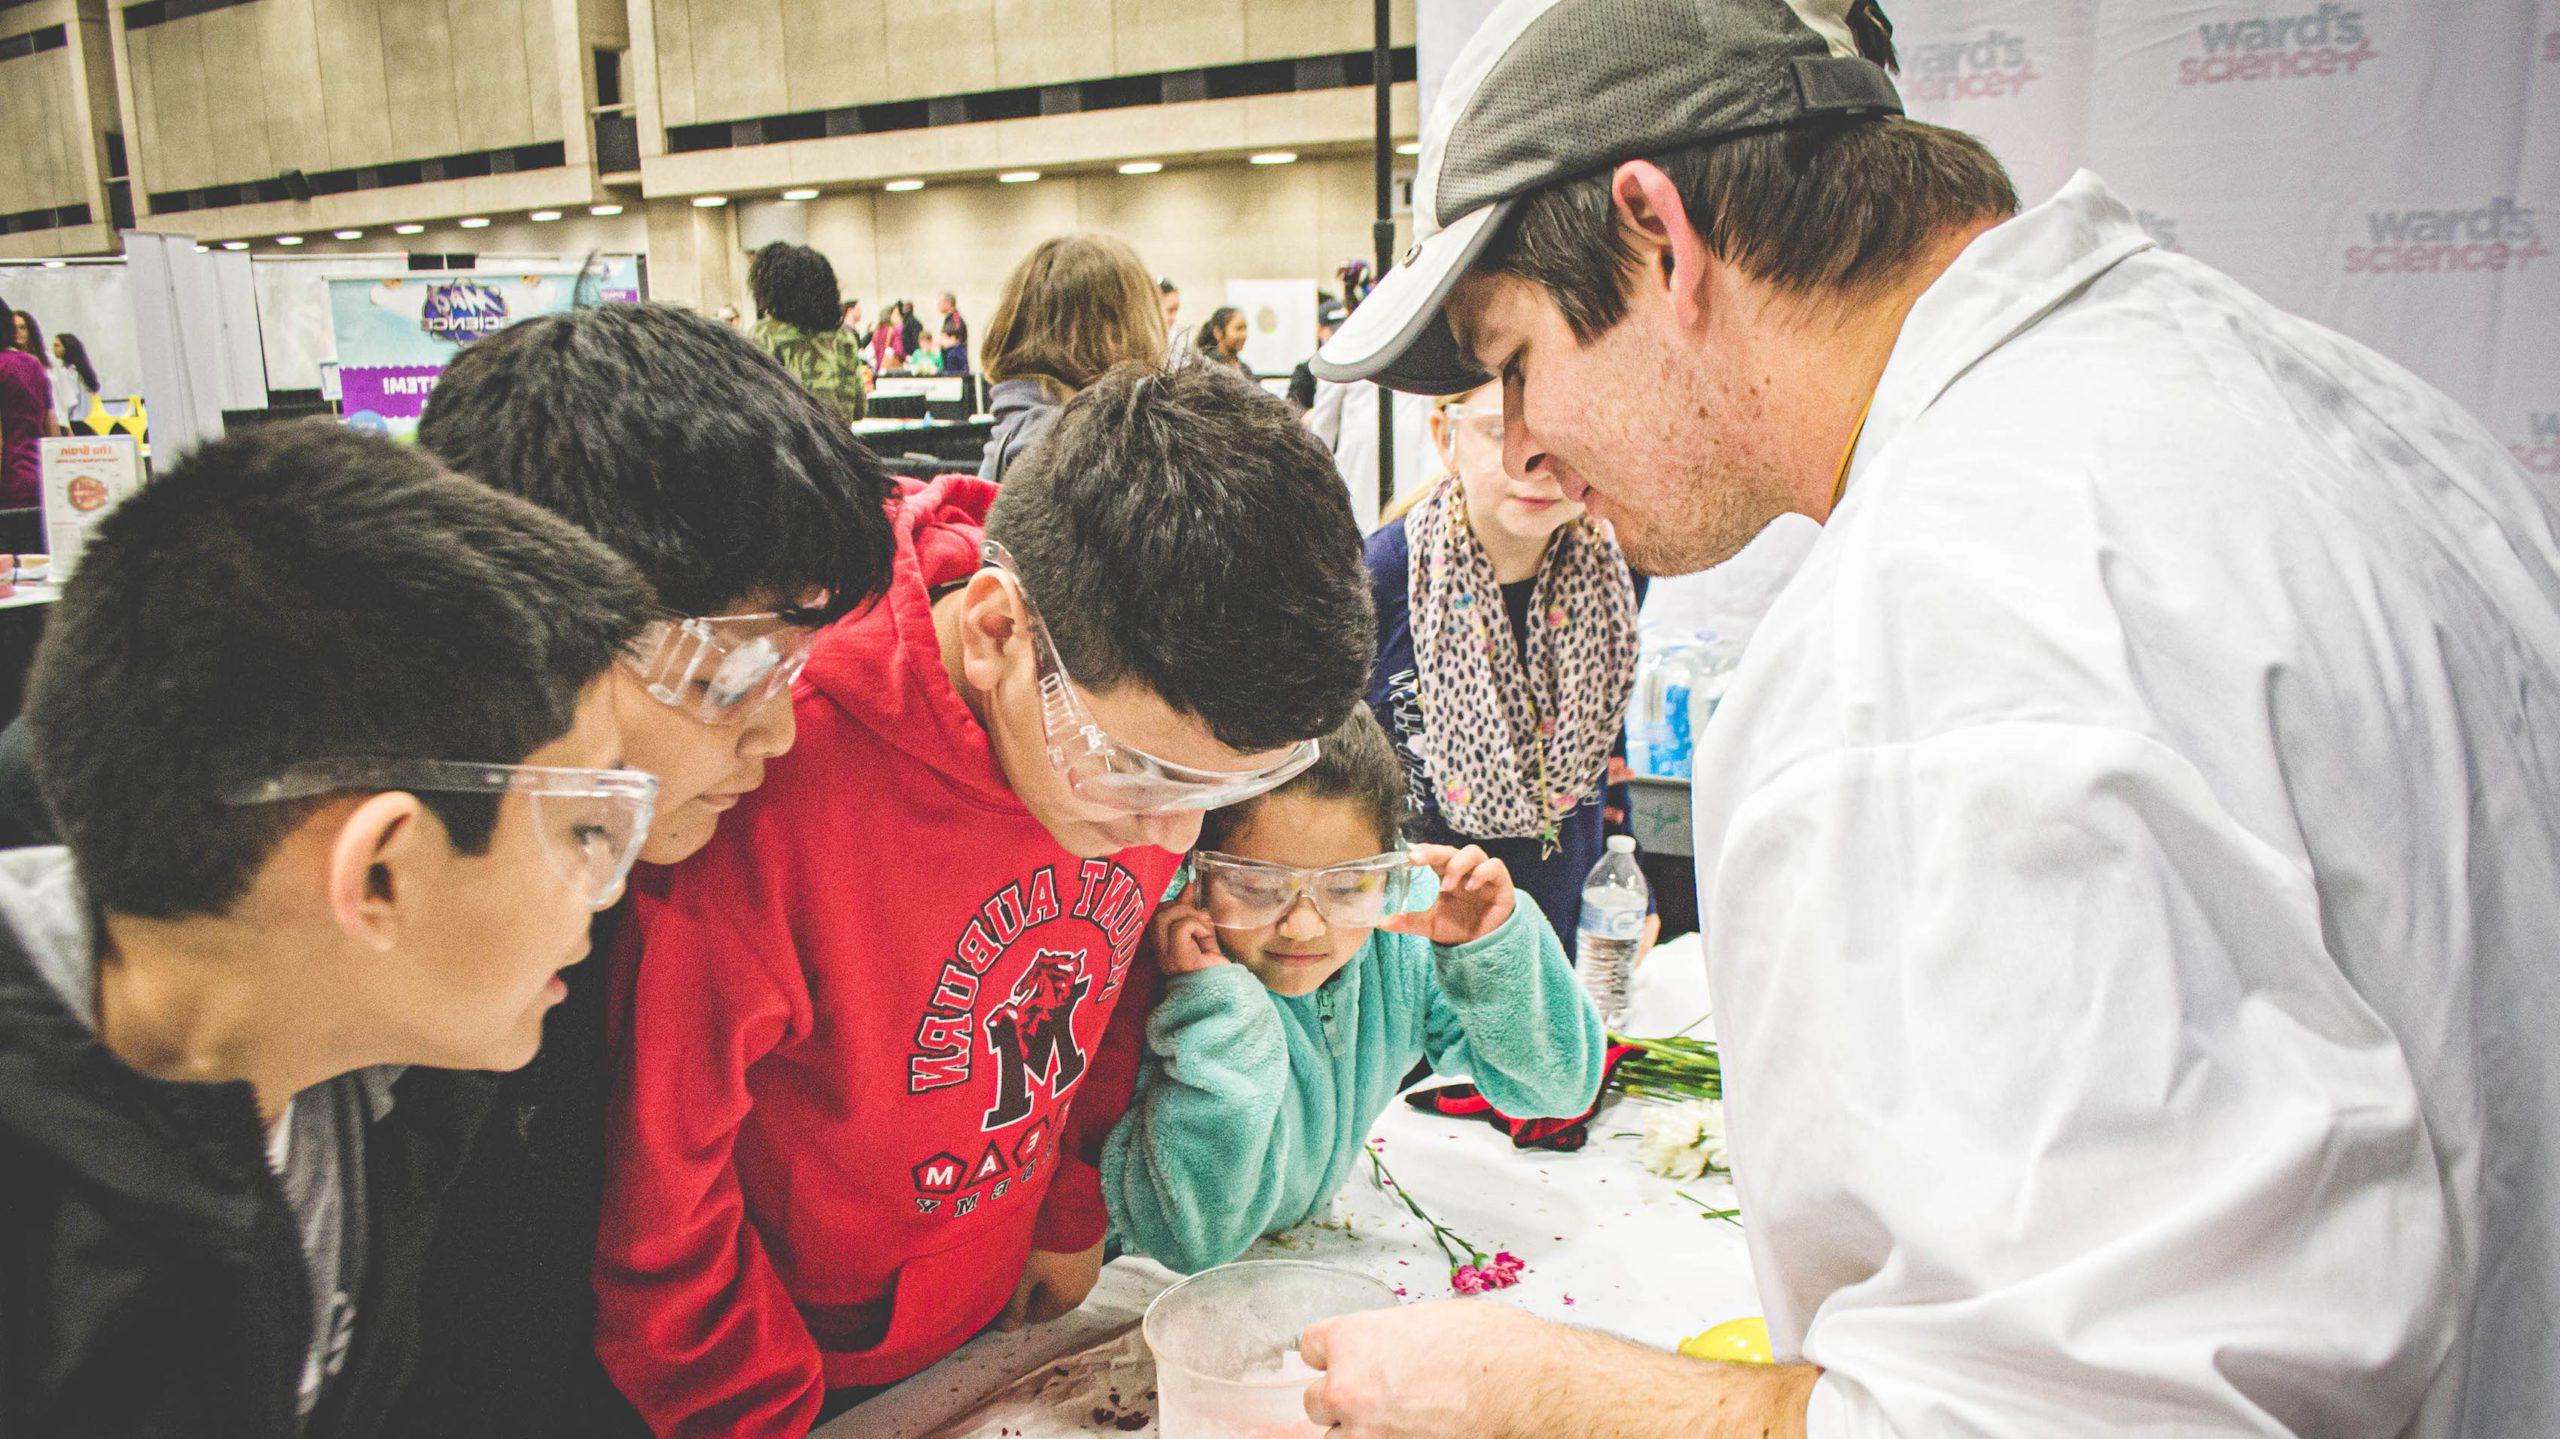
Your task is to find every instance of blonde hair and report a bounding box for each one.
[982,234,1167,395]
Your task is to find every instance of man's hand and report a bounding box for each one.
[1147,884,1227,977]
[999,1239,1105,1330]
[1299,1299,1543,1438]
[1300,1299,1820,1439]
[1380,845,1516,947]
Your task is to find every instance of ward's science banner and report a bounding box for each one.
[328,272,577,438]
[1886,0,2557,483]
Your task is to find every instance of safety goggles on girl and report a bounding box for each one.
[1191,850,1439,930]
[224,759,660,910]
[620,612,819,724]
[981,540,1321,815]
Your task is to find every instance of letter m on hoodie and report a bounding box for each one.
[979,950,1093,1130]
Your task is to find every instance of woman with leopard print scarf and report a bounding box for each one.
[1362,380,1646,955]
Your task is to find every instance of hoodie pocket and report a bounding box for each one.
[803,1209,1035,1386]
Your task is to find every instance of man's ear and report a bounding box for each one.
[1611,159,1717,332]
[324,792,430,953]
[956,568,1030,695]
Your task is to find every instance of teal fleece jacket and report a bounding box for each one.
[1100,893,1607,1273]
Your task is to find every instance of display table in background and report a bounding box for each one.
[828,934,1754,1439]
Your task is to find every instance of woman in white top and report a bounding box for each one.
[50,332,98,428]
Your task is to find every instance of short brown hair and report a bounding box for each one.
[1199,707,1406,855]
[1483,115,2018,342]
[982,234,1167,393]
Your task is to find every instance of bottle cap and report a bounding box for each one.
[1607,835,1636,854]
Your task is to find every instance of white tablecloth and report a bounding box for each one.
[826,934,1758,1439]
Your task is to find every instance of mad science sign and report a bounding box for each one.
[328,272,575,438]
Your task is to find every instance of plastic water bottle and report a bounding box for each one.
[1576,836,1649,1029]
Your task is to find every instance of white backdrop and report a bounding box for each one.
[1419,0,2559,481]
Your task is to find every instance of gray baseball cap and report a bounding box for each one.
[1314,0,1902,395]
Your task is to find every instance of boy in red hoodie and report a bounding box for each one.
[594,365,1376,1437]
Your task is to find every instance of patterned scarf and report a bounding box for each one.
[1406,477,1640,848]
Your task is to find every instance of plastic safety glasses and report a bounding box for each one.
[621,612,819,725]
[1191,850,1436,931]
[981,541,1320,816]
[1440,402,1504,450]
[225,759,660,911]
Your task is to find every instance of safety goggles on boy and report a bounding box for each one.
[620,612,819,724]
[1192,850,1433,930]
[980,540,1321,815]
[225,759,660,910]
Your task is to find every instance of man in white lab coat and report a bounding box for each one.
[1305,1,2560,1436]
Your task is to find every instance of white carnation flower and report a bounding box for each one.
[1637,1099,1730,1180]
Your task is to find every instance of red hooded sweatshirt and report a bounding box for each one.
[593,476,1179,1438]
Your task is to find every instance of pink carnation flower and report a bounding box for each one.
[1451,1266,1488,1295]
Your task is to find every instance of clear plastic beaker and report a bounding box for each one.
[1143,1260,1398,1438]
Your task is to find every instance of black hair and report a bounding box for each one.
[10,305,44,368]
[54,331,98,393]
[1157,276,1179,294]
[418,303,896,623]
[1198,706,1404,854]
[747,241,845,334]
[1196,306,1242,356]
[26,421,654,919]
[985,363,1374,753]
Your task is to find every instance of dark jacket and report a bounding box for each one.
[0,871,495,1439]
[394,903,647,1439]
[977,377,1058,482]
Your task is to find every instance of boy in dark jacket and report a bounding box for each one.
[0,422,657,1439]
[397,303,899,1439]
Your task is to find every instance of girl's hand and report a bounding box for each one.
[1381,844,1515,947]
[1148,883,1227,976]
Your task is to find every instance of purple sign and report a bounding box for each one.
[338,365,445,423]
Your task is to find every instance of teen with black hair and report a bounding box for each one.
[592,363,1377,1438]
[747,241,868,423]
[395,301,899,1439]
[0,421,658,1439]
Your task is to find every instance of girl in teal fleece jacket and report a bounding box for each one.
[1101,709,1608,1274]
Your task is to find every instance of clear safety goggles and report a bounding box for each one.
[981,541,1321,816]
[1191,850,1439,930]
[225,759,661,911]
[1440,402,1504,450]
[620,612,819,724]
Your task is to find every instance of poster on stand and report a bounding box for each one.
[327,272,580,439]
[1227,279,1318,379]
[39,436,144,581]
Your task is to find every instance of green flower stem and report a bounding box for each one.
[1363,1144,1487,1271]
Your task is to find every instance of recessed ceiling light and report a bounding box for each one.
[1117,160,1164,175]
[333,229,364,240]
[458,216,491,229]
[781,188,819,201]
[997,170,1041,184]
[1250,151,1298,166]
[528,210,562,222]
[42,260,66,268]
[275,235,304,245]
[1396,141,1421,156]
[393,223,426,235]
[193,245,209,253]
[590,203,624,216]
[693,194,728,208]
[221,240,250,250]
[884,178,926,192]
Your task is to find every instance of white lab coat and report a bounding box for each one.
[1305,377,1434,533]
[1693,172,2560,1438]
